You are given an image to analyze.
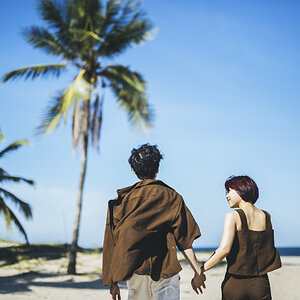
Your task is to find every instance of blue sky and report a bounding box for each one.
[1,0,300,247]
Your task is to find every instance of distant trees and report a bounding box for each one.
[3,0,153,274]
[0,131,34,244]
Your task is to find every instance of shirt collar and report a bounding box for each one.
[116,179,163,198]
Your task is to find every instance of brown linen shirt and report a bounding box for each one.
[102,179,201,286]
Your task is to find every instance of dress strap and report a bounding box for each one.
[262,210,272,230]
[236,209,248,230]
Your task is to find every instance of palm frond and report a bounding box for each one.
[69,28,106,44]
[0,167,34,185]
[0,197,13,229]
[38,0,83,55]
[0,197,29,244]
[101,64,145,92]
[38,0,68,32]
[0,174,34,185]
[62,0,105,56]
[101,65,152,126]
[97,0,153,57]
[2,64,67,82]
[0,168,7,176]
[37,70,92,135]
[36,92,64,135]
[23,26,77,60]
[0,188,32,219]
[103,0,135,34]
[100,19,153,57]
[0,140,30,159]
[98,0,122,36]
[68,0,103,31]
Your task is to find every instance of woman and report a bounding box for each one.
[198,175,281,299]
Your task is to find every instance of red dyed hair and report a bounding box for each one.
[225,175,259,204]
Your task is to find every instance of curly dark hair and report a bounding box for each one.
[225,175,259,204]
[128,143,163,179]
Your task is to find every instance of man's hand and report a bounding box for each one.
[191,272,206,295]
[181,247,207,295]
[110,283,121,300]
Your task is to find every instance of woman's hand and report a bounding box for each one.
[191,272,206,294]
[110,282,121,300]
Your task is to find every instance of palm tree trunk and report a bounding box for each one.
[67,99,90,274]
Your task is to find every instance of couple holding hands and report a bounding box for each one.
[102,144,281,300]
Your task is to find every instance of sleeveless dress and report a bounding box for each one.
[222,209,281,300]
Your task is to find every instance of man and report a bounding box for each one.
[102,144,205,300]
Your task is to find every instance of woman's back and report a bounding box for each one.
[234,205,267,232]
[227,208,281,277]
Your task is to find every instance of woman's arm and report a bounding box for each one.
[203,211,236,272]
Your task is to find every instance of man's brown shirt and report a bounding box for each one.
[102,179,201,286]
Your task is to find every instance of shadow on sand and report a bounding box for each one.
[0,244,102,267]
[0,244,69,266]
[0,271,127,294]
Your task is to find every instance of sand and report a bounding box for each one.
[0,250,299,300]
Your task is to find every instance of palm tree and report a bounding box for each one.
[0,131,34,244]
[3,0,153,274]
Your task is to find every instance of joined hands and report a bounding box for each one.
[191,271,206,295]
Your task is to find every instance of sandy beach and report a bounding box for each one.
[0,244,299,300]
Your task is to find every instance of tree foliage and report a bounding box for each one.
[0,131,34,244]
[3,0,154,148]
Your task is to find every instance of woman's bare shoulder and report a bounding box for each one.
[257,207,271,217]
[227,210,242,218]
[225,210,240,222]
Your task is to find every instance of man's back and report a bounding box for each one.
[102,179,200,285]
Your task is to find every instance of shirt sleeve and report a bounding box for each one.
[102,202,116,286]
[172,195,201,251]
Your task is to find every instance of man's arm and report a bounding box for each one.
[172,196,205,294]
[182,247,206,294]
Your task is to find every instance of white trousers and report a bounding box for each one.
[127,273,180,300]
